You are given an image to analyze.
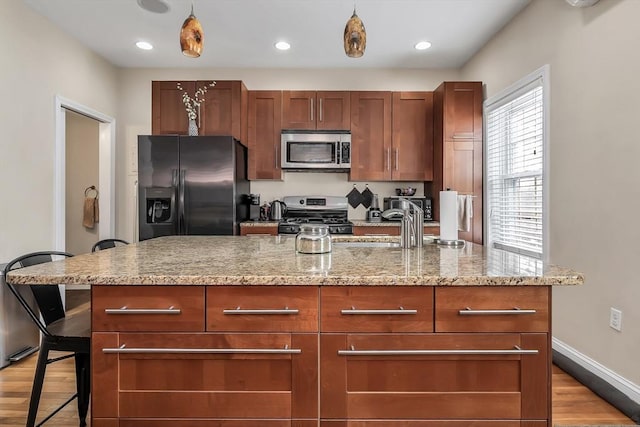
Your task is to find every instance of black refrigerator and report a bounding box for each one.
[138,135,249,241]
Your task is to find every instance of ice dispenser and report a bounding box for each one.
[144,187,173,224]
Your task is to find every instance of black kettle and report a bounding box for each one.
[269,200,286,221]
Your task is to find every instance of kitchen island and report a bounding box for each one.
[8,235,583,427]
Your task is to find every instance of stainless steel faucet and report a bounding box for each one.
[381,199,424,248]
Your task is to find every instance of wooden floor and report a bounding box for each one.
[0,355,635,427]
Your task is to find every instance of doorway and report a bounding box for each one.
[54,96,115,296]
[54,95,115,251]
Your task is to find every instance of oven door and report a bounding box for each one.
[281,133,347,169]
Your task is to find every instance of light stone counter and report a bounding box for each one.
[7,236,583,287]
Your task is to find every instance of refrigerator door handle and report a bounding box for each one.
[171,169,179,235]
[179,169,186,234]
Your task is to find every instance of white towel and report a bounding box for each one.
[457,195,472,232]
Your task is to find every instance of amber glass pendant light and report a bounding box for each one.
[180,3,203,57]
[343,4,366,58]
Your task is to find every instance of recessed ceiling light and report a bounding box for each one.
[136,41,153,50]
[275,41,291,51]
[137,0,170,14]
[414,41,432,50]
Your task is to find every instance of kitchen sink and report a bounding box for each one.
[332,241,401,248]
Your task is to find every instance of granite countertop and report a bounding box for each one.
[7,236,584,287]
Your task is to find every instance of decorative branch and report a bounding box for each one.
[176,82,216,120]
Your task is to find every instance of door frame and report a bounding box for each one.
[54,95,116,251]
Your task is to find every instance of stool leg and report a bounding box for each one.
[74,352,90,427]
[26,341,50,427]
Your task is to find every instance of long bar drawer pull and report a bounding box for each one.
[338,345,538,356]
[104,306,181,315]
[458,307,537,315]
[341,306,417,315]
[223,306,299,315]
[103,344,301,354]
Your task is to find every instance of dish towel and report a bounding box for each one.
[457,195,472,232]
[83,186,99,229]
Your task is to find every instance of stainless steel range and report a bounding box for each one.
[278,196,354,235]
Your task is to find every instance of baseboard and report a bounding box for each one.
[552,337,640,423]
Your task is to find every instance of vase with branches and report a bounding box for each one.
[177,81,216,135]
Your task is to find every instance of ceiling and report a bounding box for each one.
[25,0,531,69]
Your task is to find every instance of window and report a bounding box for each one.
[484,66,549,259]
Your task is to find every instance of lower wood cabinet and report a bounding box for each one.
[353,225,440,237]
[92,285,550,426]
[320,333,548,421]
[240,224,279,236]
[92,332,318,422]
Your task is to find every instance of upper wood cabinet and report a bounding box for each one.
[442,82,483,141]
[199,80,247,143]
[432,81,483,244]
[152,81,195,135]
[391,91,434,181]
[247,91,283,180]
[151,80,247,144]
[351,91,433,182]
[349,91,392,181]
[282,91,350,130]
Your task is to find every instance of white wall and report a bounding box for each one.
[0,1,118,261]
[461,0,640,386]
[116,68,460,239]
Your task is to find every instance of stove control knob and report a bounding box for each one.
[299,199,304,205]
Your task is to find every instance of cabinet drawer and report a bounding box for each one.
[207,286,319,332]
[321,287,433,332]
[435,287,549,332]
[93,332,318,419]
[320,333,547,420]
[92,286,205,332]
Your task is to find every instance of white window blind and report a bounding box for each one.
[486,76,545,259]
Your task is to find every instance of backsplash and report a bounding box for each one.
[250,172,424,220]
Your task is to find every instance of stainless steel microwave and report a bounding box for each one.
[281,131,351,170]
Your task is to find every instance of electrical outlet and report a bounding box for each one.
[609,307,622,332]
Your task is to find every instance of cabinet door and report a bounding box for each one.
[350,91,392,181]
[248,91,283,180]
[282,91,316,130]
[200,81,246,143]
[433,82,483,244]
[93,332,318,420]
[443,82,483,141]
[152,81,193,135]
[320,333,548,421]
[317,91,350,130]
[392,92,433,181]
